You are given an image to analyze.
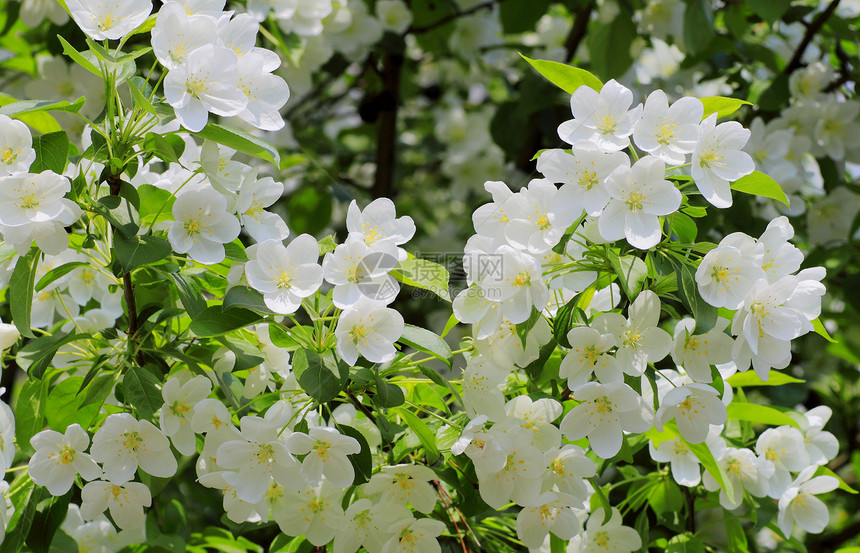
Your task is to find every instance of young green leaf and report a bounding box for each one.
[519,54,602,94]
[731,171,790,207]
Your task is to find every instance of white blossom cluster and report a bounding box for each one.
[450,78,837,545]
[0,115,82,255]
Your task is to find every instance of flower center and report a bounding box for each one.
[122,432,143,453]
[59,446,75,465]
[579,169,598,190]
[624,191,646,213]
[186,74,210,96]
[17,191,39,210]
[184,218,204,234]
[255,443,275,465]
[350,324,371,344]
[594,395,614,414]
[699,149,725,169]
[314,440,331,460]
[98,12,121,32]
[656,120,677,145]
[1,148,18,164]
[512,272,530,287]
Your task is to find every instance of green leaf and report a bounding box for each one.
[30,131,70,174]
[731,171,790,207]
[223,286,275,315]
[683,0,715,55]
[516,308,542,348]
[700,96,753,119]
[115,234,170,273]
[14,378,47,452]
[138,184,175,226]
[0,96,86,117]
[500,1,550,33]
[726,402,800,428]
[724,514,750,553]
[10,247,40,338]
[397,408,440,464]
[669,212,697,243]
[26,490,71,553]
[812,317,837,343]
[76,373,115,428]
[191,123,280,167]
[672,260,717,334]
[398,324,453,367]
[609,254,648,302]
[519,54,602,94]
[552,294,587,348]
[550,535,567,553]
[336,425,372,485]
[726,371,804,387]
[122,366,163,421]
[374,371,405,408]
[169,273,207,318]
[291,349,347,404]
[667,533,706,553]
[144,132,185,163]
[0,484,43,553]
[392,257,451,301]
[34,261,88,292]
[189,306,264,337]
[17,332,90,380]
[128,77,156,115]
[686,438,735,503]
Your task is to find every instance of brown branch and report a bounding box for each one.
[783,0,842,75]
[372,51,404,199]
[407,0,503,34]
[108,173,143,365]
[346,389,377,424]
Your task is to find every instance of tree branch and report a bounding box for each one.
[108,173,143,365]
[407,0,503,35]
[372,50,404,199]
[783,0,842,75]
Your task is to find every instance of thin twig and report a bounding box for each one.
[783,0,842,75]
[407,0,503,34]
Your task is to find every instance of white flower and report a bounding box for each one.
[168,188,241,264]
[90,413,177,484]
[0,481,10,542]
[691,114,755,208]
[460,355,508,421]
[200,140,250,194]
[497,396,563,452]
[703,446,773,509]
[695,238,765,310]
[271,479,344,546]
[758,216,803,283]
[516,492,582,549]
[0,318,19,350]
[235,170,290,243]
[557,79,643,152]
[593,290,672,376]
[471,180,514,239]
[756,426,810,498]
[275,0,332,36]
[216,415,298,503]
[151,2,217,70]
[0,114,36,176]
[544,445,596,500]
[778,466,838,536]
[334,297,404,365]
[334,499,410,553]
[0,402,12,474]
[504,178,578,253]
[560,381,653,459]
[159,374,212,456]
[0,171,72,228]
[671,318,734,382]
[567,508,642,553]
[286,426,361,487]
[66,0,152,41]
[597,156,681,249]
[80,480,151,530]
[323,237,401,308]
[656,383,727,444]
[376,0,412,34]
[649,437,702,486]
[633,90,703,164]
[799,406,839,465]
[382,517,446,553]
[480,246,549,324]
[29,424,101,495]
[234,50,291,131]
[244,235,323,314]
[365,464,438,513]
[813,99,860,160]
[19,0,69,27]
[539,144,629,217]
[451,415,507,473]
[61,504,118,553]
[163,44,247,132]
[346,198,416,251]
[731,276,804,358]
[559,326,619,390]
